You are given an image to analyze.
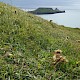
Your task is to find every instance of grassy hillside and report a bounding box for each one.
[0,2,80,80]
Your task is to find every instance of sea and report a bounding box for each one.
[23,7,80,28]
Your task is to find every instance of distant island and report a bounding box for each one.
[28,7,65,14]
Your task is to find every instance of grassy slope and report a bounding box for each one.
[0,2,80,80]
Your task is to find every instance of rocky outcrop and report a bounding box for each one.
[28,8,65,14]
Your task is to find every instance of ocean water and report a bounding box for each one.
[23,7,80,28]
[37,9,80,28]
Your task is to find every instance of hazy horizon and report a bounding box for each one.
[0,0,80,9]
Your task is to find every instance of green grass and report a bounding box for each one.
[0,2,80,80]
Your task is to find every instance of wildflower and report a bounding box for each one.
[53,49,68,65]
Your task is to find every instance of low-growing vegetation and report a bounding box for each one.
[0,2,80,80]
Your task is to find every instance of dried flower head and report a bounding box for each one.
[54,49,62,54]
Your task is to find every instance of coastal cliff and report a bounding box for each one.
[0,2,80,80]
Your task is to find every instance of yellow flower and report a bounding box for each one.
[38,62,41,69]
[76,61,80,64]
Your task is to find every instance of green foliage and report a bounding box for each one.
[0,2,80,80]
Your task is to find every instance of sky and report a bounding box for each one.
[0,0,80,9]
